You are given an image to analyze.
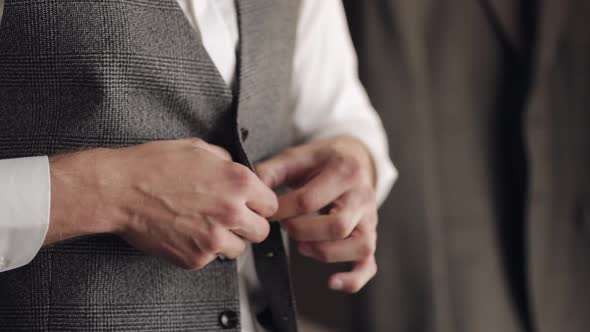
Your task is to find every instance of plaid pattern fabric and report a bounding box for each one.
[0,0,300,330]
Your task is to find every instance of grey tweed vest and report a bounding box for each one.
[0,0,301,331]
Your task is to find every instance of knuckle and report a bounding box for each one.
[359,240,376,258]
[226,165,252,188]
[330,216,353,239]
[225,242,247,259]
[251,221,270,243]
[220,204,242,227]
[201,229,224,253]
[336,157,362,180]
[296,192,317,213]
[315,248,331,263]
[257,193,279,218]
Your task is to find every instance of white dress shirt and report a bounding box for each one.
[0,0,397,331]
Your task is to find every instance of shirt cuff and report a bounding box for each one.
[0,156,51,272]
[308,127,398,207]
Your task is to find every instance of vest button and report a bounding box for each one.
[218,310,239,329]
[240,127,250,141]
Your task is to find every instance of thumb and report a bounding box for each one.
[255,147,316,188]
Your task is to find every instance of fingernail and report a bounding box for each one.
[330,278,343,291]
[299,244,312,256]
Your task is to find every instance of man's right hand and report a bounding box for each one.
[46,138,276,270]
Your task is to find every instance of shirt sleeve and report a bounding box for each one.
[291,0,398,206]
[0,156,51,272]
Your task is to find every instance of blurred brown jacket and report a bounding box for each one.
[345,1,590,331]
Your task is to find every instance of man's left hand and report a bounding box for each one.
[256,135,378,293]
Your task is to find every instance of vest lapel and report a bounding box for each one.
[234,0,258,154]
[235,1,299,330]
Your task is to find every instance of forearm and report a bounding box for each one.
[291,0,397,206]
[3,139,276,272]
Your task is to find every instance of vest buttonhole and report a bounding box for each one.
[240,127,250,141]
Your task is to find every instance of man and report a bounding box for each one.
[0,0,396,331]
[344,0,589,331]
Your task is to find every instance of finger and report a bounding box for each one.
[179,244,217,271]
[181,191,271,243]
[185,252,217,270]
[244,177,279,218]
[281,192,365,241]
[226,164,278,217]
[163,242,206,270]
[328,256,378,293]
[256,147,318,188]
[212,206,271,243]
[297,228,376,263]
[121,227,208,270]
[215,230,247,259]
[274,160,353,220]
[193,223,247,259]
[172,237,216,271]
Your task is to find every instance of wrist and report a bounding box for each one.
[46,148,121,244]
